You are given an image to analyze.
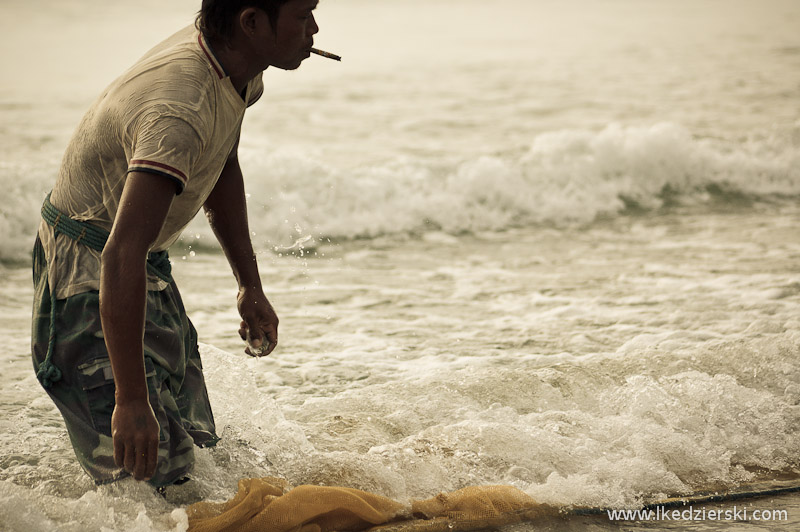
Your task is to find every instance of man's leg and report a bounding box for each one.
[31,238,218,487]
[32,236,126,484]
[143,282,219,450]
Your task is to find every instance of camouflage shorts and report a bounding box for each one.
[31,236,219,487]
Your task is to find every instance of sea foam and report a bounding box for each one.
[2,122,798,262]
[209,122,800,249]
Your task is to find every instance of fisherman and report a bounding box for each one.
[31,0,321,487]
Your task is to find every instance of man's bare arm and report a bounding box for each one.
[203,144,279,356]
[100,171,175,481]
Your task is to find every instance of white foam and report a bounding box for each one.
[180,123,800,253]
[3,120,797,263]
[248,337,800,508]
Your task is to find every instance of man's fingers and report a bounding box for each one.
[245,318,264,346]
[239,311,279,356]
[111,402,160,482]
[247,328,277,357]
[132,437,148,480]
[131,437,157,481]
[145,438,159,480]
[243,318,269,356]
[113,434,125,468]
[123,441,136,474]
[263,326,278,355]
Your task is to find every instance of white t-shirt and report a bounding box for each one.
[41,26,263,299]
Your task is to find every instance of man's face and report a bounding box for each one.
[261,0,320,70]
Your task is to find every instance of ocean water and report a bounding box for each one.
[1,0,799,530]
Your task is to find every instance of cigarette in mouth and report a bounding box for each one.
[310,48,342,61]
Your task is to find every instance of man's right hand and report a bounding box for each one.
[111,399,160,481]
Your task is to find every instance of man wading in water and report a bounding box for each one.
[31,0,321,487]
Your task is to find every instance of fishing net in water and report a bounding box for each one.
[186,477,557,532]
[185,475,800,531]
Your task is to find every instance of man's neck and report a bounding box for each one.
[207,36,265,94]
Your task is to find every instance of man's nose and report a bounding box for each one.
[308,13,319,36]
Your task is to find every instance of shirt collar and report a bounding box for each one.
[198,32,227,79]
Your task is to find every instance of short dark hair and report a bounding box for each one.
[196,0,292,43]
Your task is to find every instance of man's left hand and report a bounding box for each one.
[237,287,279,357]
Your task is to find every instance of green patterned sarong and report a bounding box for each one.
[31,236,219,487]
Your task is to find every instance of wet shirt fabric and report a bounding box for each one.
[41,25,263,300]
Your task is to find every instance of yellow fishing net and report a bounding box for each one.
[186,477,557,532]
[185,475,800,531]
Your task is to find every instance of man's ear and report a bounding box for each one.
[238,7,261,37]
[238,7,275,39]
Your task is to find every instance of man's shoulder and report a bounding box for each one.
[116,26,217,100]
[135,25,204,70]
[99,27,220,128]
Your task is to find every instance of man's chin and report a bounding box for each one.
[273,58,305,71]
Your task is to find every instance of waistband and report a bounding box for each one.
[41,192,173,283]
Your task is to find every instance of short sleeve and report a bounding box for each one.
[128,111,205,195]
[247,72,264,107]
